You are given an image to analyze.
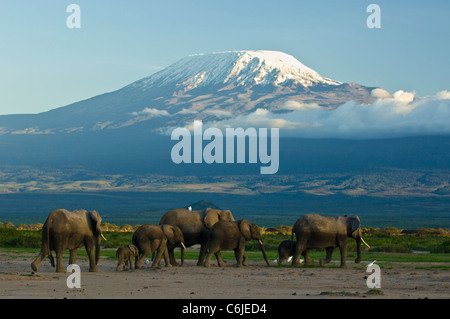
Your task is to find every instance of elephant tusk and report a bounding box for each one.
[258,240,263,246]
[361,237,370,248]
[181,242,186,249]
[101,233,107,241]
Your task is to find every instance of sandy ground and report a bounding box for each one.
[0,248,448,299]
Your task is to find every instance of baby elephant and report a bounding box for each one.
[116,245,139,271]
[276,240,296,265]
[204,220,270,268]
[133,224,185,269]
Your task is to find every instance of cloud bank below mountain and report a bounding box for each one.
[201,89,450,139]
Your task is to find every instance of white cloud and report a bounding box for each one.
[160,89,450,139]
[177,108,198,115]
[281,100,321,111]
[204,108,315,131]
[371,88,392,99]
[203,109,233,118]
[435,90,450,100]
[194,89,450,139]
[132,107,170,117]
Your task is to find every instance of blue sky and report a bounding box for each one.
[0,0,448,115]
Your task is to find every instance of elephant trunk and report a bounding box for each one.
[180,242,185,266]
[355,237,362,263]
[258,240,270,266]
[95,234,101,265]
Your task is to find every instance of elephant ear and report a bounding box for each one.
[221,210,235,222]
[88,210,102,233]
[128,245,139,256]
[350,216,361,234]
[203,208,220,229]
[238,220,252,241]
[162,225,176,244]
[175,226,184,243]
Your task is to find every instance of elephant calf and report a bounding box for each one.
[133,224,185,269]
[276,240,296,265]
[116,245,139,271]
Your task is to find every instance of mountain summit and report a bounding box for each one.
[0,50,376,135]
[129,50,341,91]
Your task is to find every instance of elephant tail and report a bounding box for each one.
[48,251,55,267]
[41,222,54,266]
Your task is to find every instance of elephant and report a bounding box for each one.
[132,224,185,268]
[159,207,235,266]
[31,209,106,273]
[276,240,297,265]
[204,220,270,268]
[291,213,370,268]
[116,244,139,271]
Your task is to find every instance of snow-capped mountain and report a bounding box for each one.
[0,50,376,135]
[130,50,341,90]
[1,50,448,180]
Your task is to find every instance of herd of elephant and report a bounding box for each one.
[30,207,370,273]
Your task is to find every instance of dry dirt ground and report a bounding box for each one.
[0,249,448,299]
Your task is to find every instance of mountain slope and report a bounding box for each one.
[130,50,341,90]
[0,50,375,135]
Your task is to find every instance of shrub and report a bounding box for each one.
[0,227,41,248]
[431,239,450,253]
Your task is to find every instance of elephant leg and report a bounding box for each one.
[197,243,208,266]
[129,257,134,270]
[234,249,245,267]
[135,250,149,269]
[235,240,246,267]
[31,249,46,272]
[277,254,285,266]
[215,252,226,267]
[303,249,313,266]
[204,251,214,268]
[162,247,172,267]
[242,251,248,267]
[338,242,347,268]
[167,247,178,266]
[325,247,334,265]
[55,246,65,273]
[204,244,220,268]
[293,238,307,266]
[85,241,98,272]
[319,247,334,266]
[235,250,248,266]
[152,249,164,267]
[69,249,77,265]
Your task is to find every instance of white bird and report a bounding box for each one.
[367,260,376,267]
[188,206,192,211]
[273,256,302,264]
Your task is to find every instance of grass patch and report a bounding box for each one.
[319,289,384,297]
[365,289,385,296]
[320,291,361,297]
[415,265,450,271]
[2,227,450,264]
